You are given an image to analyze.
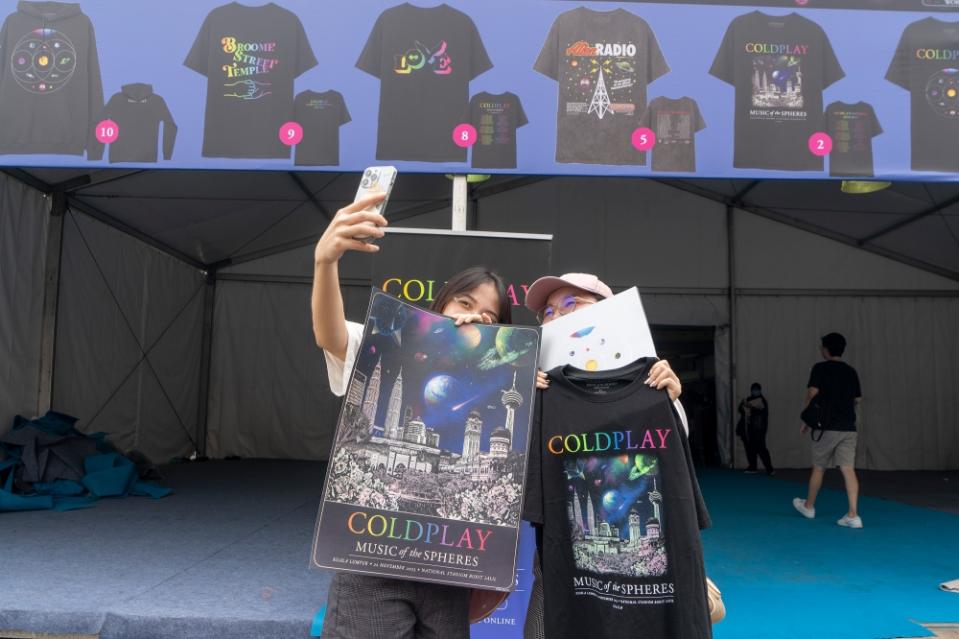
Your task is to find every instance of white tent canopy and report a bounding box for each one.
[1,168,957,471]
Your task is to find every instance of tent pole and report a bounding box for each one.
[726,204,737,469]
[451,175,468,231]
[37,192,66,415]
[195,271,217,458]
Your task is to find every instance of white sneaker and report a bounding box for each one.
[793,497,815,519]
[837,514,863,529]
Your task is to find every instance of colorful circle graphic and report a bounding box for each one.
[11,28,77,94]
[926,68,959,118]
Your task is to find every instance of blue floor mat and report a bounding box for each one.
[700,470,959,639]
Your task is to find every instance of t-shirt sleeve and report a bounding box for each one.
[184,12,212,75]
[885,25,911,91]
[533,16,560,80]
[852,368,862,399]
[516,96,529,128]
[694,101,707,132]
[356,12,384,78]
[339,93,352,126]
[522,391,544,525]
[807,363,824,390]
[323,321,365,396]
[673,399,690,436]
[645,21,670,83]
[468,16,493,80]
[679,408,711,530]
[821,29,845,88]
[637,101,653,128]
[870,106,883,137]
[708,20,736,85]
[294,15,319,76]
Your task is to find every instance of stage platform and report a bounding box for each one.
[0,460,956,639]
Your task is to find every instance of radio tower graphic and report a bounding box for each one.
[587,69,613,120]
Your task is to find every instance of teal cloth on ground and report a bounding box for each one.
[0,412,172,513]
[311,605,326,637]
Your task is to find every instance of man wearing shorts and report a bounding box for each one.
[793,332,863,528]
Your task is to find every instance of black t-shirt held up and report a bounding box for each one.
[357,3,492,163]
[523,360,712,639]
[807,360,862,431]
[710,11,844,171]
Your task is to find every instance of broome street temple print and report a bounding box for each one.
[312,292,540,590]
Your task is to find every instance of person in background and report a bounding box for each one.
[312,191,512,638]
[793,332,863,529]
[738,382,773,475]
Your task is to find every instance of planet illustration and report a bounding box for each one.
[496,327,535,361]
[424,374,460,405]
[602,490,622,511]
[457,323,483,349]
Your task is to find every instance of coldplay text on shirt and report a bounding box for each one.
[547,428,672,455]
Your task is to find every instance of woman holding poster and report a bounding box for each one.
[311,191,513,639]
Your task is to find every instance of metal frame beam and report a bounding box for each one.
[860,191,959,244]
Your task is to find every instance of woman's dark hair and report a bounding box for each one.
[429,266,512,324]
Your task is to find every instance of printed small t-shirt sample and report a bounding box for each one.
[523,360,712,639]
[88,83,177,163]
[824,101,882,177]
[886,18,959,172]
[710,11,844,171]
[468,91,528,169]
[638,96,706,172]
[293,90,351,166]
[357,3,492,162]
[0,1,103,156]
[535,7,669,165]
[185,2,317,159]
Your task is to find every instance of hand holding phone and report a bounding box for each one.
[353,166,397,243]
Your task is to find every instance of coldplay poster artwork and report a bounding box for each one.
[312,291,540,590]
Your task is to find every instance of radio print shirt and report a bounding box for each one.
[535,8,669,166]
[710,11,844,171]
[523,360,712,639]
[886,18,959,172]
[357,3,492,163]
[185,2,317,159]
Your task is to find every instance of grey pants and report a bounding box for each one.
[323,572,471,639]
[523,552,545,639]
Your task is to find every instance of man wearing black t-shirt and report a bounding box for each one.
[793,333,863,529]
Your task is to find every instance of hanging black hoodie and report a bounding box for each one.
[88,83,177,163]
[0,1,103,156]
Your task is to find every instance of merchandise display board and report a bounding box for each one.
[2,0,959,180]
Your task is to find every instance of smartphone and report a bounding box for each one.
[353,166,397,243]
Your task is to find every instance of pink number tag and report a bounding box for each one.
[453,123,477,148]
[631,127,656,151]
[95,120,119,144]
[279,122,304,146]
[808,132,833,157]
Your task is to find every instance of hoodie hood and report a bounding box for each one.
[17,1,82,21]
[121,83,154,102]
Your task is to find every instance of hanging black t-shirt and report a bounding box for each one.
[710,11,844,171]
[523,360,712,639]
[824,101,882,177]
[293,90,350,166]
[886,18,959,172]
[468,91,528,169]
[535,8,669,166]
[185,2,317,159]
[807,361,861,432]
[357,3,492,163]
[638,96,706,172]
